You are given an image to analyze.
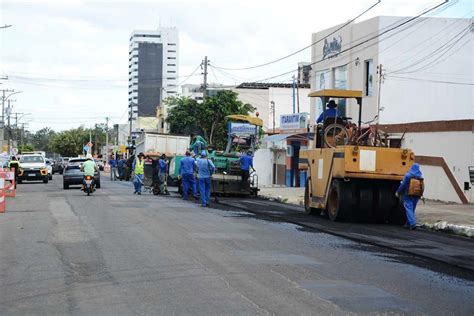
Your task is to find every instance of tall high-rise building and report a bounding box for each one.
[128,28,179,133]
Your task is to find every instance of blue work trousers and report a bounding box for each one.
[133,174,144,193]
[199,177,211,206]
[403,196,419,227]
[182,173,196,200]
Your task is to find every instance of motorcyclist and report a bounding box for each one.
[81,155,98,191]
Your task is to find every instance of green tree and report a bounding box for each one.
[32,127,56,152]
[49,126,90,157]
[166,91,255,149]
[165,96,202,135]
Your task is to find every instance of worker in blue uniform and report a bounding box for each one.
[396,163,423,230]
[239,151,255,189]
[316,100,341,123]
[180,151,197,200]
[196,150,215,207]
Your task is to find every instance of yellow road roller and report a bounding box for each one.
[300,89,415,223]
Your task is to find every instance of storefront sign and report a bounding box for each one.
[229,122,256,135]
[323,36,342,59]
[280,113,308,129]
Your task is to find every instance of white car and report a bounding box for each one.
[45,158,53,180]
[18,154,49,184]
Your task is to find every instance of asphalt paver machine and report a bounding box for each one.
[301,89,415,223]
[208,115,262,196]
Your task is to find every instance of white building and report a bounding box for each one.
[310,16,473,203]
[128,28,179,134]
[232,83,311,132]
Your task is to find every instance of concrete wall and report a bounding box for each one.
[378,17,473,124]
[254,148,273,187]
[403,131,474,203]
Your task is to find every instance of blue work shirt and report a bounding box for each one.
[180,156,196,175]
[118,159,126,168]
[196,158,215,179]
[109,159,116,168]
[397,163,423,195]
[239,154,253,171]
[316,108,340,123]
[159,159,167,173]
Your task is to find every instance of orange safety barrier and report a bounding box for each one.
[4,171,15,198]
[0,173,5,213]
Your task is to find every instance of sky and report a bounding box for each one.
[0,0,470,132]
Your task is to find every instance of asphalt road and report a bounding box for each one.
[0,175,473,315]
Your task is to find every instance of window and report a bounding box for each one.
[167,77,175,80]
[167,64,176,66]
[168,50,176,53]
[315,69,329,116]
[333,65,348,115]
[167,57,176,60]
[167,43,176,46]
[167,70,176,73]
[364,59,374,96]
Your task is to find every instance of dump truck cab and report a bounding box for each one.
[301,89,415,223]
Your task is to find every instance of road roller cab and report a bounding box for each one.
[301,89,415,223]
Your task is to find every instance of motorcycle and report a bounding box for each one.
[83,175,95,196]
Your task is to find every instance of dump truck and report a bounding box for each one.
[135,132,190,157]
[301,89,414,223]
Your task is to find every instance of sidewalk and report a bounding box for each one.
[258,186,474,237]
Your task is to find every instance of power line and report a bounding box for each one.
[385,75,473,85]
[248,0,450,83]
[211,0,381,71]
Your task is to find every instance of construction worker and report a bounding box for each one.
[239,151,255,189]
[190,134,207,156]
[8,156,20,188]
[196,150,215,207]
[132,152,145,195]
[117,156,126,180]
[396,163,423,230]
[180,150,197,200]
[158,154,169,195]
[316,100,341,123]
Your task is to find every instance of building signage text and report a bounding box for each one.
[229,123,257,135]
[280,113,308,129]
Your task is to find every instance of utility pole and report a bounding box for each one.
[292,75,296,114]
[6,99,11,152]
[1,89,14,126]
[376,64,384,121]
[202,56,209,98]
[105,117,110,159]
[271,101,275,134]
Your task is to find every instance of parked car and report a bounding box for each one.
[52,158,63,174]
[63,157,101,189]
[18,154,49,184]
[60,157,70,174]
[45,158,53,180]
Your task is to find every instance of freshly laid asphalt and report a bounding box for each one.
[0,175,473,315]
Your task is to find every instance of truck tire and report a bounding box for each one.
[327,179,352,221]
[358,184,374,223]
[304,177,318,215]
[43,177,49,184]
[63,182,69,190]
